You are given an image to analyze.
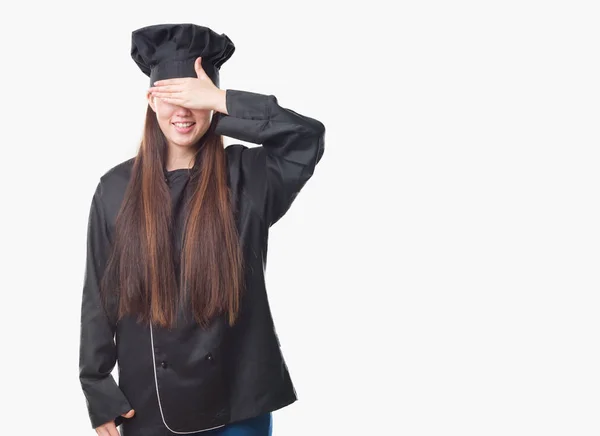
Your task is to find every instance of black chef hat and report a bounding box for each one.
[131,23,235,88]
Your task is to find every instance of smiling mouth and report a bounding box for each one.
[172,122,196,134]
[173,122,196,128]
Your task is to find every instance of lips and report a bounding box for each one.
[172,121,196,133]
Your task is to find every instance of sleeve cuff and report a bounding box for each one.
[221,88,272,120]
[82,376,132,429]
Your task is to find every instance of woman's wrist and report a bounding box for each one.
[212,88,228,115]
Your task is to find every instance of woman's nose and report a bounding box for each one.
[174,105,192,114]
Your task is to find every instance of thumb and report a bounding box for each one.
[195,57,207,79]
[121,409,135,418]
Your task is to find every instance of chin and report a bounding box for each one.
[170,137,201,148]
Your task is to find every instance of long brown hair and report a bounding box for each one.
[100,105,244,330]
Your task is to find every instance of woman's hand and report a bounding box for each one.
[95,409,135,436]
[149,57,225,111]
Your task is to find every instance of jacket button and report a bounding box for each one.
[161,360,168,368]
[206,353,213,362]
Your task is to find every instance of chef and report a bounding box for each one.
[79,23,325,436]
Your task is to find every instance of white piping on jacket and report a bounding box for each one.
[149,321,226,434]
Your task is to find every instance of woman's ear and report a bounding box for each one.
[147,90,157,112]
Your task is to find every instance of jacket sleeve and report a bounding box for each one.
[214,89,325,227]
[79,181,132,429]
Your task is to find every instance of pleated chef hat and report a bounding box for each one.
[130,23,235,88]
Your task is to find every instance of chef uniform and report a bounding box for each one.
[78,23,325,436]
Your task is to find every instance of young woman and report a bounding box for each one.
[78,24,325,436]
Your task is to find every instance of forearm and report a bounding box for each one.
[213,89,325,163]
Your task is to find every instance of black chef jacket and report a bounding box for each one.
[79,89,325,436]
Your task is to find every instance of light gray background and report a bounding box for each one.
[0,1,598,435]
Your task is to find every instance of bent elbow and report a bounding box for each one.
[309,118,325,138]
[313,120,325,164]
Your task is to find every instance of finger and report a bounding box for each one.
[152,92,183,100]
[157,96,185,105]
[149,85,181,93]
[153,78,185,86]
[106,422,120,436]
[195,57,209,80]
[95,424,110,436]
[151,90,182,97]
[121,409,135,418]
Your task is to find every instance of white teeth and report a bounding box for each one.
[174,122,194,128]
